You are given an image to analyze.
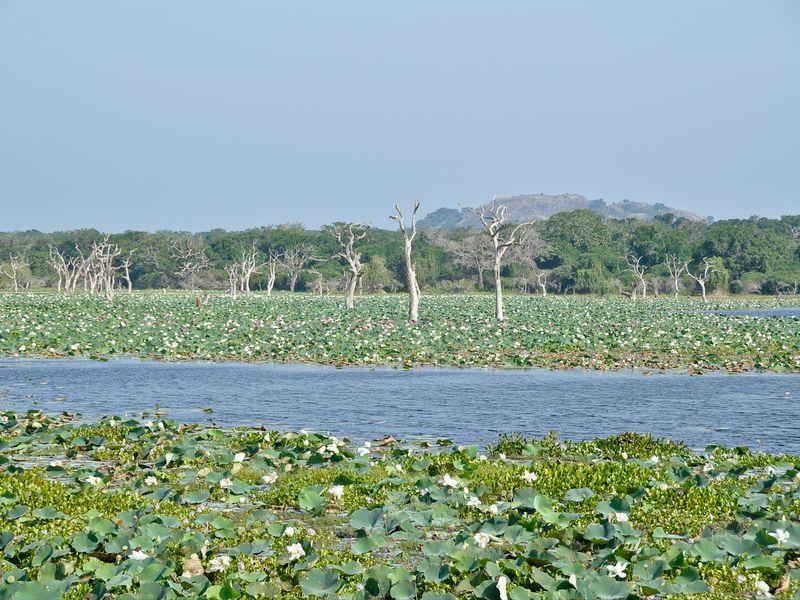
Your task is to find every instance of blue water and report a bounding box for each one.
[1,358,799,453]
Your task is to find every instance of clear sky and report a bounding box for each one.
[1,0,798,232]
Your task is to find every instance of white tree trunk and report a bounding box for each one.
[494,259,504,321]
[345,273,357,309]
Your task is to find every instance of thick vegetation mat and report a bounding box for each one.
[0,412,799,598]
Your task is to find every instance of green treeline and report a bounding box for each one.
[1,211,799,295]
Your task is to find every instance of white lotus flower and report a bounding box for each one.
[523,470,538,483]
[440,474,459,488]
[144,476,158,486]
[128,549,148,560]
[649,455,659,464]
[488,504,499,515]
[357,446,370,456]
[234,452,246,463]
[284,526,295,537]
[85,475,102,486]
[614,512,629,523]
[219,478,233,489]
[207,555,231,572]
[287,542,305,561]
[621,452,628,460]
[755,580,771,596]
[497,575,508,600]
[773,528,790,544]
[473,532,491,548]
[606,562,627,579]
[262,472,278,484]
[467,496,482,507]
[328,485,344,499]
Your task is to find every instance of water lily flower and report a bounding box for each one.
[287,542,305,561]
[467,496,482,507]
[233,452,246,463]
[85,475,103,486]
[328,485,344,499]
[357,446,370,456]
[262,472,278,484]
[614,512,629,523]
[621,452,628,460]
[473,532,491,548]
[488,504,499,515]
[606,562,627,579]
[649,455,659,464]
[207,555,231,573]
[523,470,538,483]
[755,580,771,596]
[497,575,508,600]
[440,474,459,488]
[219,478,233,489]
[284,526,296,537]
[499,453,507,461]
[144,476,158,486]
[773,528,790,544]
[128,549,148,560]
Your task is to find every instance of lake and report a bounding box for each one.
[1,358,799,453]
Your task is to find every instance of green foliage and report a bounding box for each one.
[0,412,797,598]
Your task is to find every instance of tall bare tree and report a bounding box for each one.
[665,254,687,300]
[626,255,647,301]
[427,229,493,289]
[1,255,27,292]
[282,244,319,292]
[120,251,135,293]
[169,236,212,290]
[325,222,371,309]
[390,201,421,322]
[238,243,268,294]
[224,262,241,297]
[686,257,717,302]
[265,249,282,295]
[466,197,536,321]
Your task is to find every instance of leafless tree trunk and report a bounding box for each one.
[308,268,325,294]
[282,244,319,292]
[686,257,717,302]
[49,245,90,294]
[224,262,240,297]
[665,254,687,299]
[169,236,212,290]
[121,251,135,293]
[237,243,269,294]
[535,269,548,297]
[325,222,370,309]
[266,250,282,295]
[1,255,26,292]
[626,255,647,301]
[466,197,535,321]
[390,201,422,322]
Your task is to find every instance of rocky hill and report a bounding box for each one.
[419,194,704,229]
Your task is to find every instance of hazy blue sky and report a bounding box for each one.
[1,0,798,232]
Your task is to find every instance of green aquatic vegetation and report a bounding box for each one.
[0,412,799,598]
[1,292,799,371]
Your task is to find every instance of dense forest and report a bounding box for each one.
[1,211,799,296]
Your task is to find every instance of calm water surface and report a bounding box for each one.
[1,358,799,453]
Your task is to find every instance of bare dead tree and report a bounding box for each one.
[466,197,535,321]
[120,251,135,293]
[534,269,549,296]
[48,245,91,294]
[686,257,717,302]
[1,255,27,292]
[390,201,422,322]
[85,237,123,300]
[308,267,326,295]
[224,262,241,297]
[324,222,371,309]
[427,229,493,289]
[282,244,319,292]
[626,255,647,301]
[665,254,687,299]
[265,249,282,295]
[169,236,212,290]
[237,243,269,294]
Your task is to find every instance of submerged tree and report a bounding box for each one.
[0,255,27,292]
[324,222,370,309]
[665,254,687,299]
[626,255,647,301]
[169,236,212,290]
[282,244,319,292]
[686,257,717,302]
[390,201,421,322]
[467,197,536,321]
